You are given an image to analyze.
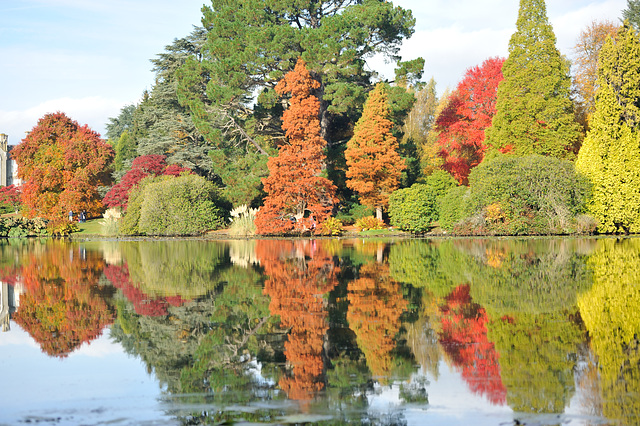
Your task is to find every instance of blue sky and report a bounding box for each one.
[0,0,627,145]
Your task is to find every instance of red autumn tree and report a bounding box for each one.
[347,262,408,382]
[255,58,337,235]
[438,284,507,405]
[258,239,338,401]
[436,57,505,184]
[0,184,21,212]
[12,112,114,220]
[103,154,191,209]
[345,83,405,220]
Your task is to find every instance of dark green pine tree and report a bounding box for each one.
[576,23,640,234]
[623,0,640,31]
[485,0,581,157]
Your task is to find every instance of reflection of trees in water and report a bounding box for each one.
[347,261,408,383]
[577,238,640,424]
[489,312,582,414]
[104,264,186,316]
[390,238,590,416]
[438,284,506,405]
[259,239,338,401]
[10,241,114,357]
[116,240,227,299]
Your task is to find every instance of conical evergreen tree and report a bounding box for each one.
[485,0,581,157]
[575,23,640,233]
[345,83,406,220]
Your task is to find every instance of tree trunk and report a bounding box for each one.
[376,206,383,221]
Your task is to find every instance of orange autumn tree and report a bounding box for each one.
[12,112,114,221]
[255,59,337,235]
[257,239,338,401]
[347,261,408,382]
[345,83,406,221]
[12,242,115,358]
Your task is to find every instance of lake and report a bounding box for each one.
[0,237,637,425]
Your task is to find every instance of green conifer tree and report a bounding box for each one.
[485,0,581,157]
[623,0,640,32]
[575,23,640,234]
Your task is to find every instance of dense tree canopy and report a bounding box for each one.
[177,0,419,148]
[12,112,114,220]
[485,0,581,157]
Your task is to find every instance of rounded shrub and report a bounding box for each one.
[389,170,458,234]
[120,174,229,236]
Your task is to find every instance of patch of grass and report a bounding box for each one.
[74,219,105,235]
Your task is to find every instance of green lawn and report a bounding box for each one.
[74,219,105,236]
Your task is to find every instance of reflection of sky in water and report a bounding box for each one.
[0,319,612,425]
[0,323,163,425]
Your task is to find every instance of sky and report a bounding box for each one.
[0,0,628,145]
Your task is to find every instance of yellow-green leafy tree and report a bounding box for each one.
[575,22,640,233]
[577,238,640,424]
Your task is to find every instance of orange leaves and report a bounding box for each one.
[12,112,114,220]
[258,240,338,400]
[256,59,337,235]
[345,83,405,215]
[347,262,408,381]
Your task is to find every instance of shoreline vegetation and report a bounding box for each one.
[4,2,640,240]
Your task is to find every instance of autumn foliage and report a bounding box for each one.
[0,184,21,212]
[255,58,337,235]
[103,154,191,209]
[435,57,505,184]
[12,112,114,220]
[258,239,338,400]
[438,284,506,405]
[11,242,115,358]
[345,83,405,219]
[347,262,408,381]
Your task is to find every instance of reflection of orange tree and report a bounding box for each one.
[104,264,185,317]
[12,242,114,358]
[257,240,338,401]
[347,262,408,381]
[438,284,506,405]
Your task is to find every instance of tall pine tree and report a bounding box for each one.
[485,0,581,157]
[345,83,405,220]
[575,23,640,233]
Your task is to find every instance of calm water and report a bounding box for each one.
[0,237,638,425]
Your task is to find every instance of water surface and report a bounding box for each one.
[0,237,637,425]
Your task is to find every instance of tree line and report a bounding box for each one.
[7,0,640,236]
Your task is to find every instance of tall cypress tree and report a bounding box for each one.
[485,0,581,157]
[575,23,640,234]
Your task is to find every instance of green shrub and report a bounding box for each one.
[121,174,230,236]
[355,216,385,231]
[447,154,591,235]
[46,219,79,237]
[438,185,471,231]
[319,217,343,236]
[389,170,458,234]
[0,217,49,237]
[335,202,374,225]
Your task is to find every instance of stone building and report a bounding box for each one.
[0,133,21,186]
